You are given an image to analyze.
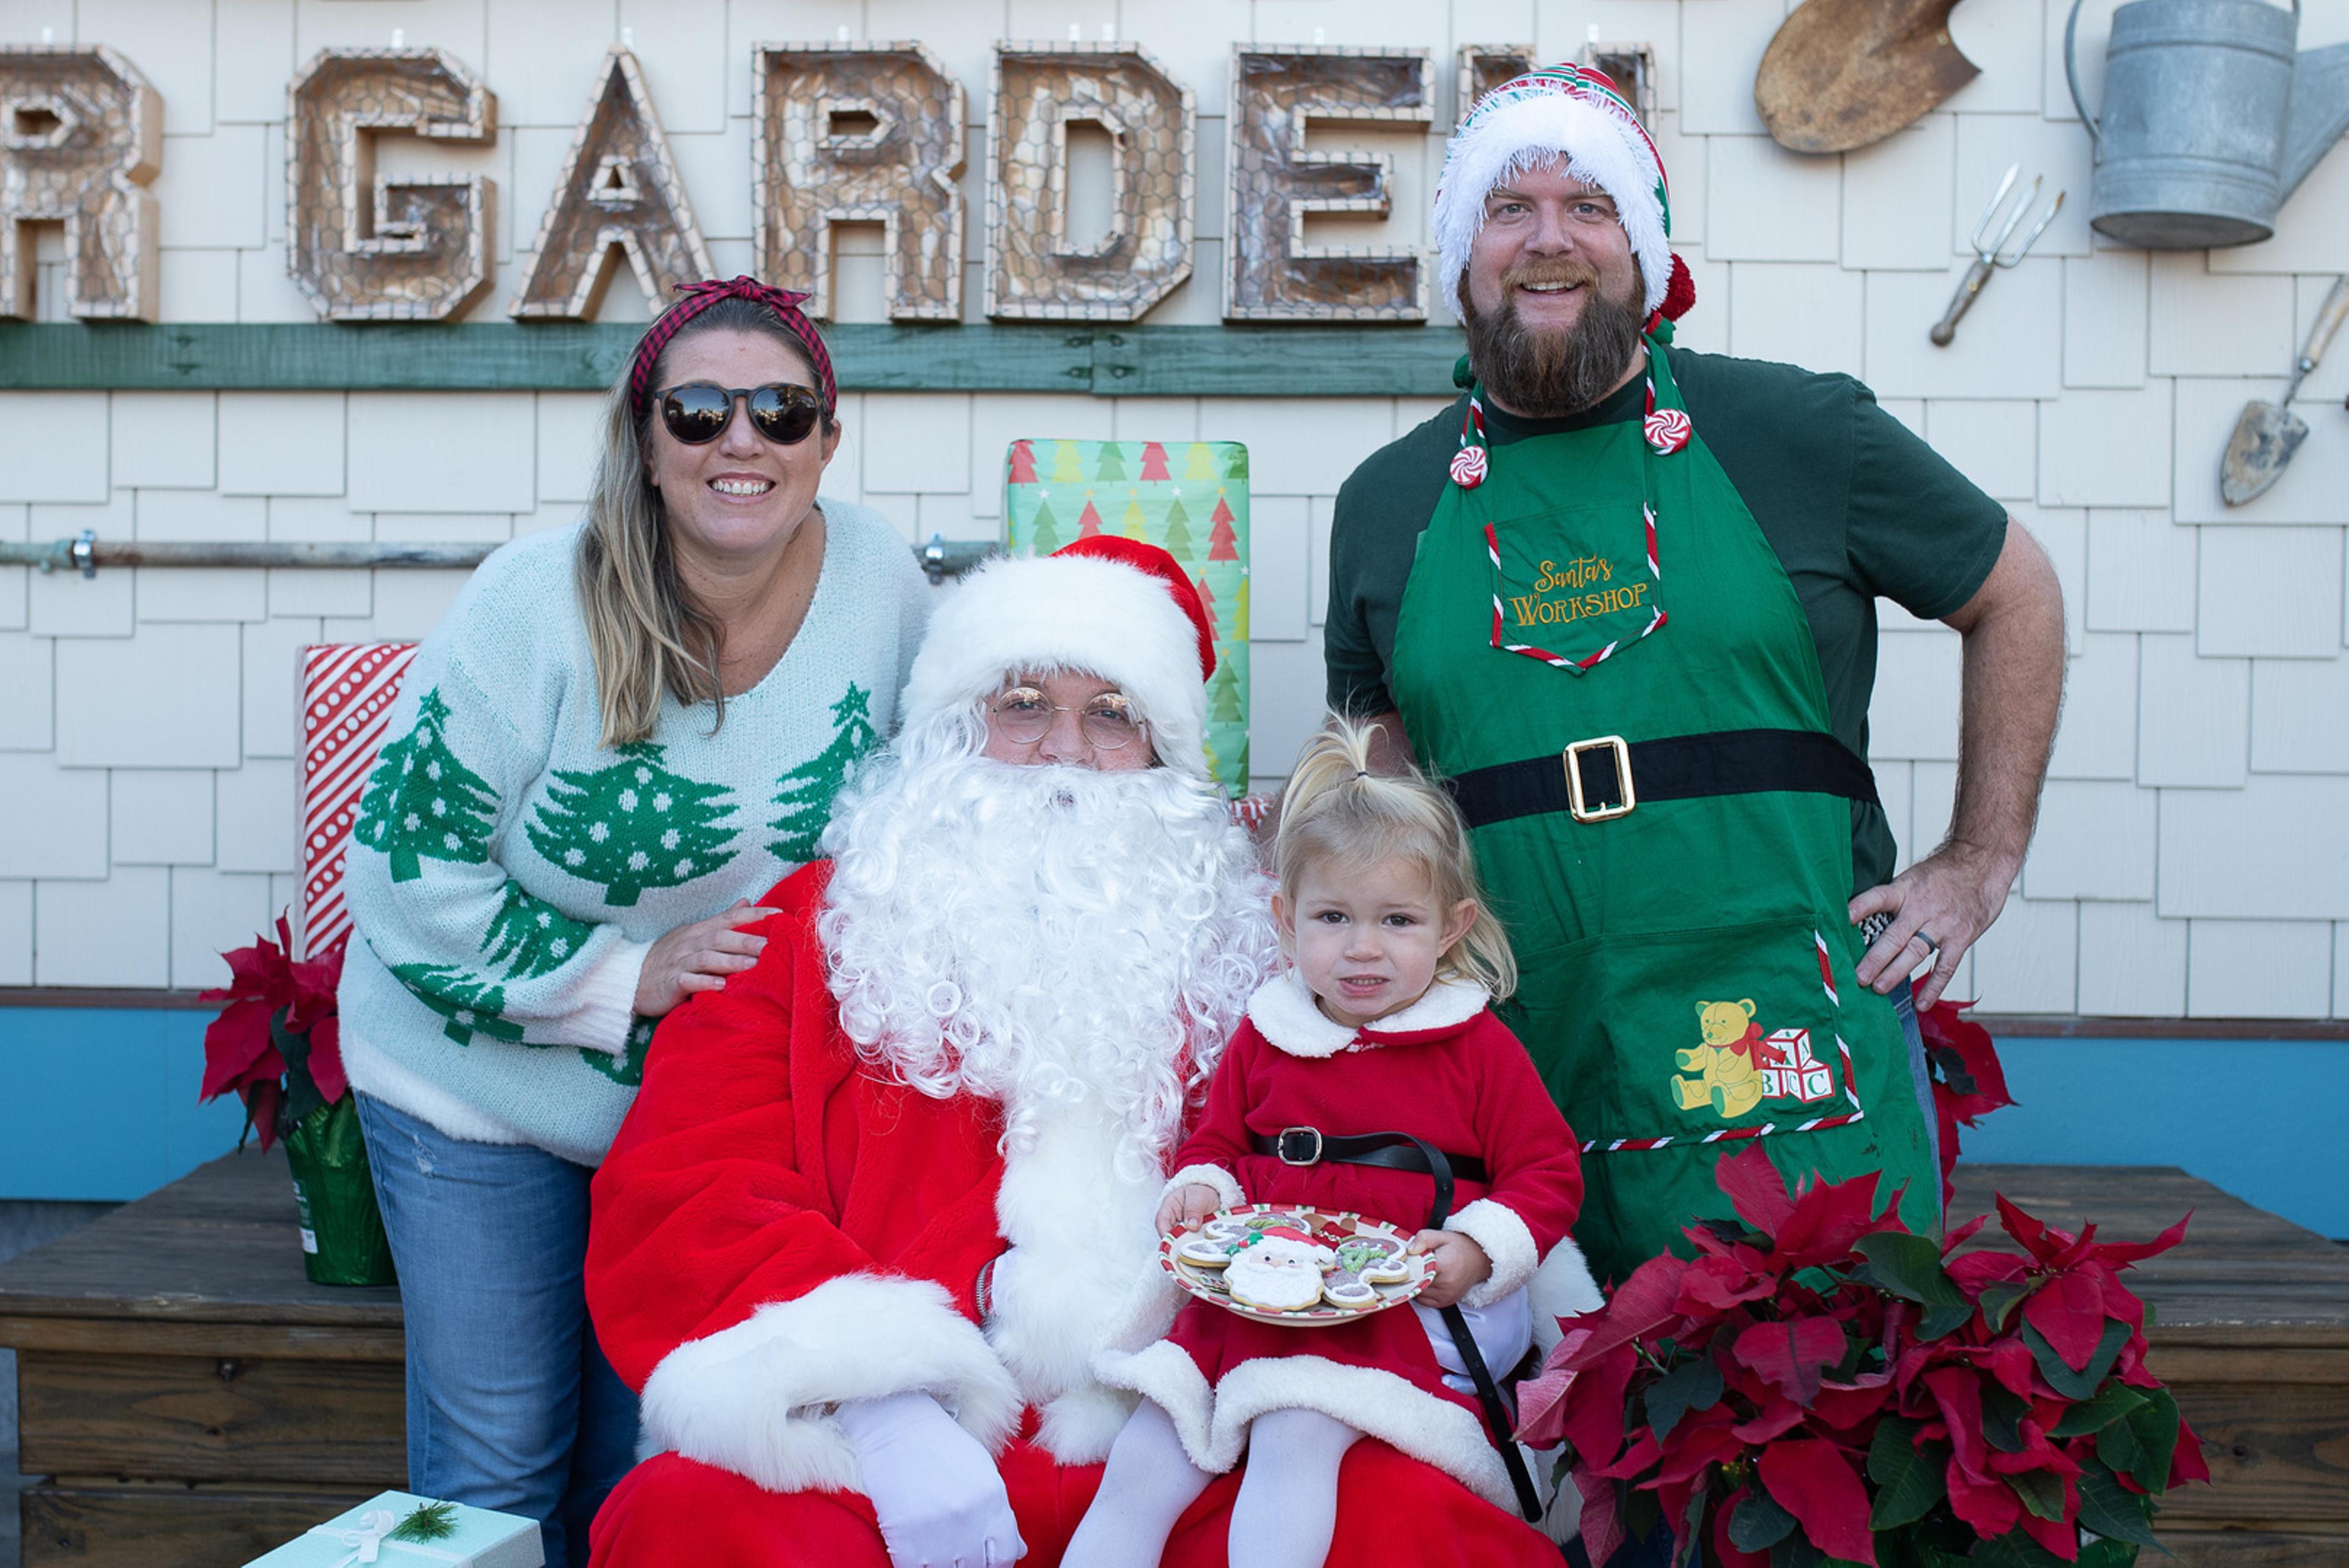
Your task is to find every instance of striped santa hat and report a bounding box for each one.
[1430,64,1696,330]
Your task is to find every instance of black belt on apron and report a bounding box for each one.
[1442,726,1879,828]
[1246,1128,1543,1523]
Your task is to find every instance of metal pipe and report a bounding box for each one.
[0,532,998,582]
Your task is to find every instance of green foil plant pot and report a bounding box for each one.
[283,1094,397,1287]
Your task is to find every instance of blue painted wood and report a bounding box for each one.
[5,1008,2343,1238]
[0,1009,247,1201]
[1958,1036,2349,1239]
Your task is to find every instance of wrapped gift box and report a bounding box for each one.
[245,1492,542,1568]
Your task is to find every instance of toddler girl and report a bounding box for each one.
[1072,721,1594,1568]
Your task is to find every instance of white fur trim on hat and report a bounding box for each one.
[1431,91,1670,322]
[900,551,1211,777]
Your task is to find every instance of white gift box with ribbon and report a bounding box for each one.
[243,1492,542,1568]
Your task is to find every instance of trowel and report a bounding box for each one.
[2221,275,2348,507]
[1756,0,1979,154]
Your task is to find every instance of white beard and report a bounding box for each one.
[817,713,1280,1176]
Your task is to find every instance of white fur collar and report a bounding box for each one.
[1245,970,1490,1058]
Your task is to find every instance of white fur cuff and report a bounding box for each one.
[637,1273,1022,1495]
[1529,1237,1606,1356]
[1163,1162,1245,1212]
[1445,1198,1540,1309]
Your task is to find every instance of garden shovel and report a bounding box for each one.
[2222,275,2349,506]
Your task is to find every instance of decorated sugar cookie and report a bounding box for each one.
[1223,1227,1336,1313]
[1320,1233,1414,1308]
[1173,1214,1257,1269]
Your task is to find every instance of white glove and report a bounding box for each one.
[835,1391,1027,1568]
[1416,1290,1535,1396]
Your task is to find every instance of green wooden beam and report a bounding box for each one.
[0,322,1469,397]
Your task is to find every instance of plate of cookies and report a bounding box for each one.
[1160,1204,1430,1326]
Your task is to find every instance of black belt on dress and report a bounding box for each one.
[1442,726,1879,828]
[1249,1127,1490,1184]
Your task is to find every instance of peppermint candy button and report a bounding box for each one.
[1644,408,1691,455]
[1450,445,1489,488]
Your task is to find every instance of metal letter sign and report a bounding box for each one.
[984,43,1194,321]
[754,42,964,322]
[287,49,497,321]
[513,48,714,319]
[1224,47,1432,322]
[0,46,159,321]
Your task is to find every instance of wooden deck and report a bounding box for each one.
[1949,1165,2349,1567]
[0,1154,2340,1565]
[0,1148,401,1567]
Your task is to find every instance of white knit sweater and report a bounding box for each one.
[338,500,929,1165]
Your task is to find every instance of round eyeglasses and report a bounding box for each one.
[987,686,1146,750]
[656,382,825,447]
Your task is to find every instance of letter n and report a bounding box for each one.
[0,46,159,321]
[984,44,1193,321]
[511,48,713,319]
[1224,48,1430,321]
[754,43,964,322]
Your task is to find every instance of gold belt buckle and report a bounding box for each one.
[1563,735,1635,822]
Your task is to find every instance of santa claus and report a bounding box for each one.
[584,537,1565,1568]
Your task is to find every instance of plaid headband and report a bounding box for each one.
[627,277,837,422]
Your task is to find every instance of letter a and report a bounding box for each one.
[512,48,714,319]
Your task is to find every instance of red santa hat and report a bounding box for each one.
[901,535,1219,778]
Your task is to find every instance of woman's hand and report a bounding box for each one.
[1154,1183,1224,1237]
[1408,1229,1493,1310]
[633,901,778,1016]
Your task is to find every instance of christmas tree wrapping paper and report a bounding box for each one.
[1003,439,1252,797]
[243,1492,541,1568]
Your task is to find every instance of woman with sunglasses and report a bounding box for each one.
[336,277,929,1567]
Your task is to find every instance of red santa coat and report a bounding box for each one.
[585,864,1566,1567]
[1100,972,1599,1512]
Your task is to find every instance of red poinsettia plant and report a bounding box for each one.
[198,915,347,1152]
[1517,1143,2206,1568]
[1918,997,2017,1213]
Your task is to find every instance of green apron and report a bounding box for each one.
[1390,343,1935,1287]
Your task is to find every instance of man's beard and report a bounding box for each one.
[817,715,1278,1173]
[1463,258,1646,417]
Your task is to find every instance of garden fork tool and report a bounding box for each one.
[1931,165,2065,346]
[2221,274,2348,505]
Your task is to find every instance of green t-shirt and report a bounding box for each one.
[1324,345,2008,894]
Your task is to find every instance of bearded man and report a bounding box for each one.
[1324,67,2068,1287]
[584,537,1564,1568]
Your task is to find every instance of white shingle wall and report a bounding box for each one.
[2,0,2343,1017]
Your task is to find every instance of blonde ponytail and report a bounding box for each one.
[1274,718,1518,999]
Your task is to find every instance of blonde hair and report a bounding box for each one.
[575,297,838,747]
[1273,718,1518,999]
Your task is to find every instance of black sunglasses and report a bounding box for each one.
[657,382,826,447]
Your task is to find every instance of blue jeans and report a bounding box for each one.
[355,1093,638,1568]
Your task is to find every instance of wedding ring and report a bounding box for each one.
[1915,926,1941,954]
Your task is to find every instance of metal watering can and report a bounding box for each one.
[2065,0,2349,247]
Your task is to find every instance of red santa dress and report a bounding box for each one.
[1097,970,1598,1514]
[582,864,1567,1568]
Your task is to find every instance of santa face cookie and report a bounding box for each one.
[1321,1233,1414,1309]
[1223,1229,1337,1313]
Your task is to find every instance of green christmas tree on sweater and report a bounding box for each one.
[391,962,527,1046]
[482,881,596,980]
[354,688,500,883]
[527,742,739,907]
[770,685,878,863]
[584,1016,658,1087]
